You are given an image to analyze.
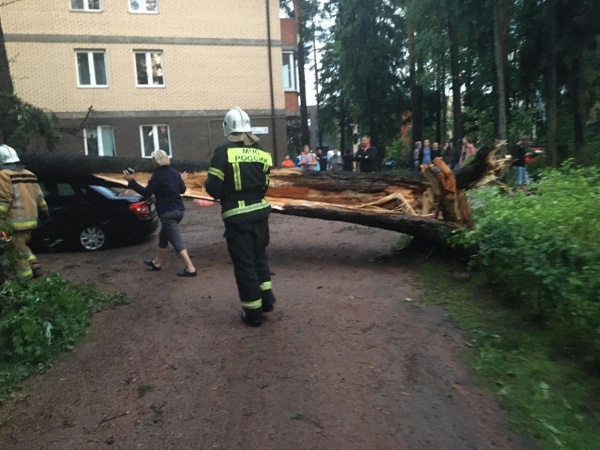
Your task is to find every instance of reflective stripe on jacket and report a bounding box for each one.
[0,167,48,230]
[205,142,272,223]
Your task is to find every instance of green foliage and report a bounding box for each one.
[416,262,600,450]
[0,94,58,151]
[384,137,410,167]
[319,0,407,149]
[452,163,600,359]
[0,222,17,282]
[0,273,128,402]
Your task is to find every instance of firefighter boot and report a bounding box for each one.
[241,307,263,327]
[262,289,276,313]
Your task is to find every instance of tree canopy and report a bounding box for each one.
[313,0,600,166]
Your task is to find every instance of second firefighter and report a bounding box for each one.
[205,107,276,327]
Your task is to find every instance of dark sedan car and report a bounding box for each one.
[30,181,158,252]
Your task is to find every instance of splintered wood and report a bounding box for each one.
[96,168,428,216]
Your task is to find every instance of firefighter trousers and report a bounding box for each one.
[12,230,40,279]
[224,218,272,311]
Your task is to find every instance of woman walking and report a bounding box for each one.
[123,150,197,277]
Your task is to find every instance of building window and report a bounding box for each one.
[70,0,101,11]
[282,51,297,91]
[76,51,108,87]
[84,126,116,156]
[140,125,171,158]
[134,51,165,87]
[129,0,158,14]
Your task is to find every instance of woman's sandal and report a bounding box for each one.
[177,269,198,277]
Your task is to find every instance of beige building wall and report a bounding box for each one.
[7,42,285,113]
[2,0,288,161]
[2,0,280,41]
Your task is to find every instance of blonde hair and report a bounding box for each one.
[151,149,170,166]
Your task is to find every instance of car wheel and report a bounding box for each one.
[77,225,108,252]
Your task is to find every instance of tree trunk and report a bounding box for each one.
[545,0,558,166]
[275,205,455,245]
[339,103,347,155]
[492,0,508,153]
[0,19,13,96]
[435,89,442,145]
[19,153,210,183]
[570,50,588,164]
[446,0,463,153]
[21,146,510,245]
[366,80,383,171]
[440,51,447,144]
[21,148,503,202]
[408,19,422,165]
[294,0,311,147]
[0,17,16,145]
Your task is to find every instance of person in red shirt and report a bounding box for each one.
[281,154,295,168]
[458,137,476,168]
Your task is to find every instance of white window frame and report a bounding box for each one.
[84,126,116,156]
[139,125,172,158]
[133,51,166,88]
[75,50,108,88]
[128,0,159,14]
[282,51,298,92]
[70,0,102,12]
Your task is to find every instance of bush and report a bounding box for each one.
[452,162,600,360]
[0,274,128,401]
[385,137,410,168]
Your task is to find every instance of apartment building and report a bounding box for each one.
[2,0,295,164]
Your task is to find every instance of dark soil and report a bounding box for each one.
[0,205,529,449]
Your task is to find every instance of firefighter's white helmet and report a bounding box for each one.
[0,145,20,165]
[223,107,252,136]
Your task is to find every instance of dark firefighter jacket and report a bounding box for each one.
[205,142,272,224]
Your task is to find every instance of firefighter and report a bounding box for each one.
[205,107,276,327]
[0,145,49,279]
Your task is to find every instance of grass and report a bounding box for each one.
[0,273,130,403]
[408,249,600,450]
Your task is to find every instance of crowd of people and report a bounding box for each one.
[287,133,481,175]
[412,137,476,172]
[412,134,534,192]
[285,134,379,173]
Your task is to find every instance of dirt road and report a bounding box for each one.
[0,205,527,449]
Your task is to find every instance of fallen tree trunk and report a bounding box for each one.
[20,144,511,245]
[272,204,455,245]
[19,153,209,183]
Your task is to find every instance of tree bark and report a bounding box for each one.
[293,0,311,147]
[0,19,13,96]
[446,0,463,154]
[545,0,558,166]
[275,205,455,246]
[21,150,500,200]
[570,49,588,164]
[435,88,442,145]
[0,17,16,145]
[492,0,508,152]
[20,148,509,245]
[19,153,210,183]
[408,18,422,165]
[440,51,448,144]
